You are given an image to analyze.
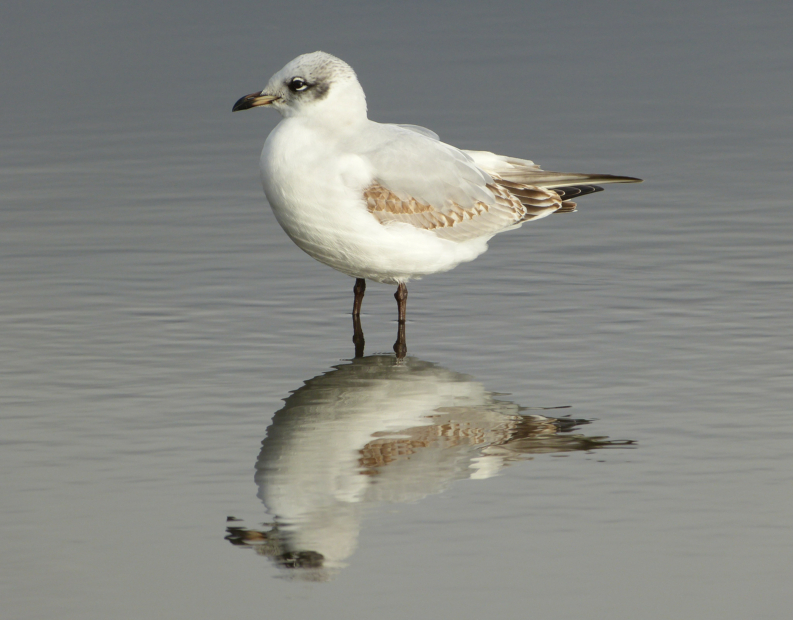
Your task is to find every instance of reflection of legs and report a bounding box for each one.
[393,283,407,359]
[393,321,406,359]
[352,278,366,358]
[352,313,365,358]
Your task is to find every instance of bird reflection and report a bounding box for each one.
[225,353,633,580]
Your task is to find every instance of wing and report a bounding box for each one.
[358,126,563,242]
[364,179,564,242]
[395,124,440,141]
[359,126,641,243]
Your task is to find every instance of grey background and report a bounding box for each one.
[2,1,792,618]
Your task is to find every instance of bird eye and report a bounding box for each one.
[288,77,309,92]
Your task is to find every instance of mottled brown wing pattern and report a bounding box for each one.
[364,180,568,242]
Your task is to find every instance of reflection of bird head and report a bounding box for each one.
[232,355,631,578]
[225,522,331,581]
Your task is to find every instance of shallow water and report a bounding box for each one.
[2,1,793,618]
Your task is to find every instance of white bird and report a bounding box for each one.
[233,51,640,353]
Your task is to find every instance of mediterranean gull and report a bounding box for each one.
[233,51,641,355]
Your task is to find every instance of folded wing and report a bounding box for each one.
[361,128,641,243]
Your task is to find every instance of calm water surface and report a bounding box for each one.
[2,1,792,618]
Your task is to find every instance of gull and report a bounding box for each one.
[233,51,641,355]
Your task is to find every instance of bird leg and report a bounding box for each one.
[393,283,408,359]
[352,278,366,317]
[395,282,407,323]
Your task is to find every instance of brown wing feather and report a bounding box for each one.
[364,181,565,242]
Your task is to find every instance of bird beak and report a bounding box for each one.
[232,92,280,112]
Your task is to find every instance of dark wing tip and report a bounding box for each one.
[552,185,605,201]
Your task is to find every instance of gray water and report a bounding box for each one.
[2,1,792,618]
